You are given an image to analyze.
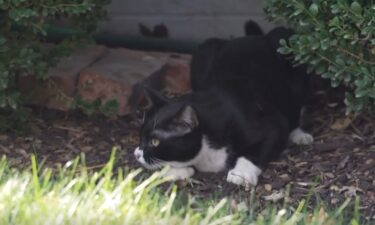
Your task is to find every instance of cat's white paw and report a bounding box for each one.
[226,157,261,187]
[227,170,259,186]
[163,167,195,180]
[289,128,314,145]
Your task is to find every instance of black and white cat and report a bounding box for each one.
[134,26,313,187]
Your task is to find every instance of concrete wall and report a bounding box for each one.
[99,0,280,42]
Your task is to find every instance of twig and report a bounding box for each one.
[316,173,346,190]
[313,138,375,152]
[350,123,364,139]
[53,124,81,133]
[65,143,79,153]
[337,47,375,65]
[85,164,107,170]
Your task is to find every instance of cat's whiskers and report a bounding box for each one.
[150,157,166,169]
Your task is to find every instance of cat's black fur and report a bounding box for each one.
[190,26,311,129]
[134,24,312,186]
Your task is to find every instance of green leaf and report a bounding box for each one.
[0,45,8,53]
[0,37,6,45]
[0,95,6,108]
[310,58,322,65]
[335,56,346,66]
[355,89,368,98]
[0,0,111,130]
[331,4,340,14]
[309,3,319,16]
[320,39,330,50]
[20,48,28,57]
[331,80,340,87]
[343,34,353,39]
[7,97,17,110]
[277,46,292,54]
[368,90,375,98]
[350,2,362,14]
[330,39,338,46]
[292,8,303,16]
[329,17,339,27]
[92,98,102,108]
[315,64,327,75]
[311,42,320,50]
[100,99,119,116]
[42,8,49,17]
[360,67,370,76]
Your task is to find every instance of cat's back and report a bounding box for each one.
[215,36,276,69]
[190,38,228,90]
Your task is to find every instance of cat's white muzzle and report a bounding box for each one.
[134,147,161,170]
[134,147,145,163]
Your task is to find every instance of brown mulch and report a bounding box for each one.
[0,79,374,219]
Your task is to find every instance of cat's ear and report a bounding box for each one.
[155,106,198,138]
[143,85,168,110]
[175,105,199,129]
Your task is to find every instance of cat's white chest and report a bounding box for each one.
[193,136,228,172]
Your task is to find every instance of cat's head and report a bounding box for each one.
[134,87,202,170]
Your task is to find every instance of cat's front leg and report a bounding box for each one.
[226,157,262,187]
[163,167,195,180]
[289,127,314,145]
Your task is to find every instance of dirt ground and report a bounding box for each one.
[0,78,374,219]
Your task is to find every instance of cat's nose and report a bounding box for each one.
[134,147,143,160]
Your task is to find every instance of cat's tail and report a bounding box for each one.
[244,19,264,36]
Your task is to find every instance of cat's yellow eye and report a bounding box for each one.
[151,138,160,147]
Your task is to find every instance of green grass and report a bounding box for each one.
[0,149,367,225]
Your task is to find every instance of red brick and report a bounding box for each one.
[78,48,168,115]
[78,72,133,115]
[163,54,192,94]
[18,46,108,111]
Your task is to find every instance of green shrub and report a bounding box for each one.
[0,0,109,131]
[265,0,375,113]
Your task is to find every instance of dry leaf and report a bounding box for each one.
[318,208,337,225]
[0,135,9,141]
[318,207,328,220]
[264,184,272,191]
[263,190,284,202]
[330,117,352,130]
[233,201,248,212]
[365,159,373,165]
[330,185,340,191]
[296,182,314,186]
[331,198,339,204]
[325,172,335,179]
[340,186,363,198]
[337,155,350,169]
[280,174,290,180]
[0,144,10,154]
[15,148,28,158]
[230,199,237,212]
[296,162,307,167]
[81,146,93,152]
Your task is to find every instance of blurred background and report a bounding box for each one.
[98,0,277,41]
